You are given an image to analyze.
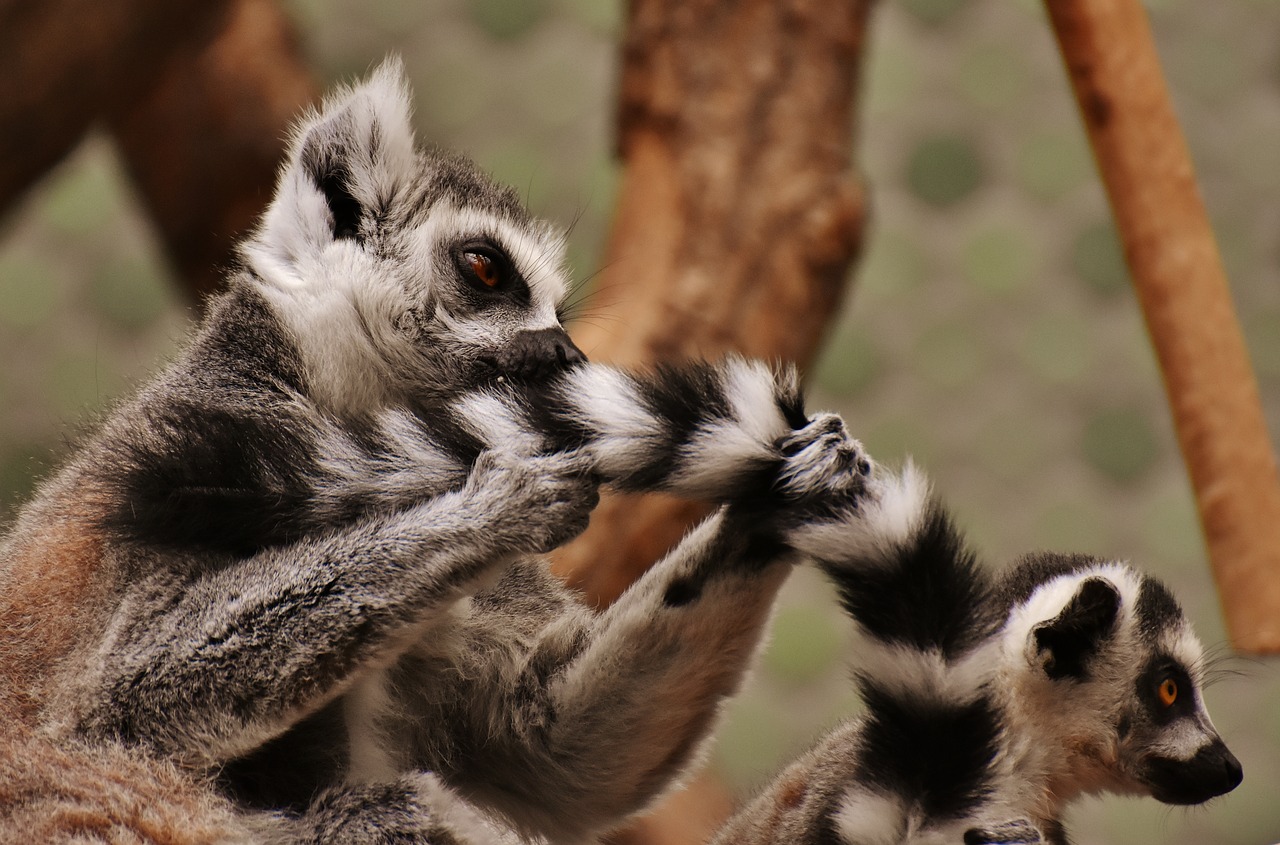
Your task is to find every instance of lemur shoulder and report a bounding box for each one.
[0,60,875,844]
[715,466,1242,845]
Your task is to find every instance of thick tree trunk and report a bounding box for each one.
[1046,0,1280,653]
[554,0,873,607]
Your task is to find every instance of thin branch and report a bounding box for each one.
[1046,0,1280,653]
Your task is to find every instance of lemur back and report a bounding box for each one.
[715,466,1241,845]
[0,60,875,844]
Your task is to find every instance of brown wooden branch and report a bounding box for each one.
[1046,0,1280,652]
[553,2,873,842]
[554,0,873,608]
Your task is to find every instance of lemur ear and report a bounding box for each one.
[1031,577,1120,680]
[248,57,417,268]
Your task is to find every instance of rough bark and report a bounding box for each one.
[554,0,873,607]
[1046,0,1280,653]
[554,2,873,842]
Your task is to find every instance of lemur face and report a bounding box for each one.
[1008,562,1242,806]
[383,164,584,393]
[241,58,582,415]
[1114,577,1242,804]
[1123,652,1242,804]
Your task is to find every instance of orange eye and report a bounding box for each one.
[466,252,501,288]
[1158,678,1178,707]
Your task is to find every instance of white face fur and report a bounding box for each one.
[997,560,1240,808]
[239,58,576,417]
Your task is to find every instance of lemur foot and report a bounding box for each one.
[774,411,872,506]
[292,772,523,844]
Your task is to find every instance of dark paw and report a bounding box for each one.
[775,412,871,504]
[964,819,1045,845]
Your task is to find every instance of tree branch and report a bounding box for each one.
[108,0,317,303]
[1046,0,1280,653]
[0,0,231,217]
[0,0,315,305]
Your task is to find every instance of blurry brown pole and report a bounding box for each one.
[1046,0,1280,652]
[553,1,874,843]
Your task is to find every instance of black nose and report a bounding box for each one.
[495,328,587,383]
[1221,748,1244,792]
[1147,741,1243,804]
[553,332,586,368]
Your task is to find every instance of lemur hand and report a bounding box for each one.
[723,410,874,548]
[774,411,873,509]
[463,449,600,555]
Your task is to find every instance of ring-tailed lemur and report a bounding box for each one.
[714,465,1242,845]
[0,59,874,844]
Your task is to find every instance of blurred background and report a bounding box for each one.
[1,0,1278,841]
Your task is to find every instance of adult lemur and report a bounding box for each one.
[0,60,874,843]
[714,465,1242,845]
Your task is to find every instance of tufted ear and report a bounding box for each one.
[246,57,418,274]
[1031,577,1120,680]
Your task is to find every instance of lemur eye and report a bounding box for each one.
[1158,677,1178,707]
[454,243,530,305]
[465,252,502,288]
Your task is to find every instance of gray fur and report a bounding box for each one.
[0,60,874,845]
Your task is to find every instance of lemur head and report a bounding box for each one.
[240,58,583,415]
[997,554,1242,809]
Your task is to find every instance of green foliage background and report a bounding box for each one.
[1,0,1278,840]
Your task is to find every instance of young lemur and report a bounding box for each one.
[714,465,1242,845]
[0,60,874,844]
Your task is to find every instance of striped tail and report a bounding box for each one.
[454,356,810,502]
[787,465,1010,841]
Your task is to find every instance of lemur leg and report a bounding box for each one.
[252,773,524,845]
[73,449,598,768]
[386,414,871,843]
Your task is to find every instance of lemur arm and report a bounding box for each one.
[76,343,829,767]
[97,352,808,557]
[380,416,866,844]
[75,447,597,766]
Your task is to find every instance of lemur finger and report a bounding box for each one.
[462,450,599,554]
[778,412,848,457]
